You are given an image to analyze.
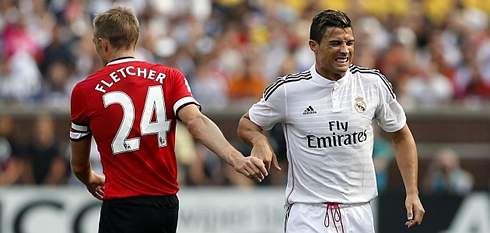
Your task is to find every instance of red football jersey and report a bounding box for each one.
[70,57,199,199]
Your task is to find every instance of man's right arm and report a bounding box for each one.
[177,104,268,182]
[237,113,281,172]
[70,137,105,200]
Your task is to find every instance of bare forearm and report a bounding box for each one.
[238,114,269,147]
[392,126,426,227]
[70,139,93,186]
[186,115,240,166]
[72,161,92,185]
[237,113,281,171]
[392,126,419,195]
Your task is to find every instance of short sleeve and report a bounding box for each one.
[70,84,92,141]
[170,69,201,116]
[249,80,287,131]
[375,78,406,132]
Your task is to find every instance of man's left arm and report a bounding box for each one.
[388,124,425,228]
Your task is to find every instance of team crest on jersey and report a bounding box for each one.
[354,96,366,113]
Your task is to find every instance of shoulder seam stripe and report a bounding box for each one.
[350,66,395,98]
[264,71,312,101]
[264,73,311,97]
[264,71,310,95]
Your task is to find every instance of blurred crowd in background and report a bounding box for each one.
[0,0,488,194]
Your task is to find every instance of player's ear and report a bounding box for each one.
[309,40,319,54]
[98,38,110,52]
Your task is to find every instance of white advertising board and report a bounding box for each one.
[0,187,286,233]
[2,187,488,233]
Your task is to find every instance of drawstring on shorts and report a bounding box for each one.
[324,203,345,233]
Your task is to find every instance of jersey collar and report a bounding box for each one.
[309,63,350,87]
[106,57,140,66]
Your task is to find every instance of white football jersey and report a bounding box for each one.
[249,64,406,204]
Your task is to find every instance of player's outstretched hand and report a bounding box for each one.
[86,170,106,200]
[405,194,425,228]
[233,156,268,183]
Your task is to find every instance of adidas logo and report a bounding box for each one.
[303,106,317,115]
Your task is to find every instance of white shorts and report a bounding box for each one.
[284,202,375,233]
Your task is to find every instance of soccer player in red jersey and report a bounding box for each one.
[69,6,268,233]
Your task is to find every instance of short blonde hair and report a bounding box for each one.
[93,6,139,50]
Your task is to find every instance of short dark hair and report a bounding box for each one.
[310,9,352,44]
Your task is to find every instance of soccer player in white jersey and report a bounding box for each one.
[238,9,425,233]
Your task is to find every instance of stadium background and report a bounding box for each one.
[0,0,489,232]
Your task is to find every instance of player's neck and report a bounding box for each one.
[104,50,135,65]
[107,56,136,64]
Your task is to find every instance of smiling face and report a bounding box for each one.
[309,26,355,81]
